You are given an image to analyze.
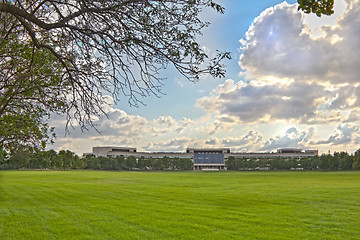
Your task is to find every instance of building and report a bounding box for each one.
[187,148,229,171]
[227,148,319,159]
[92,146,192,159]
[92,147,137,157]
[92,146,318,171]
[277,148,302,154]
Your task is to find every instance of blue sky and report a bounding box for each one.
[50,0,360,155]
[114,0,298,120]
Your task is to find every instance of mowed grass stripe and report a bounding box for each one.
[1,171,360,239]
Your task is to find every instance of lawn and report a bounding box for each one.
[1,170,360,239]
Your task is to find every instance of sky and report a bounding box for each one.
[49,0,360,155]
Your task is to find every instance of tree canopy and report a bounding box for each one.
[0,0,230,150]
[0,18,66,149]
[297,0,334,17]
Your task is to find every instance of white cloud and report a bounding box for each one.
[141,131,264,153]
[151,115,178,135]
[191,1,360,154]
[221,130,263,152]
[49,96,151,153]
[260,127,309,151]
[311,124,359,146]
[143,137,195,152]
[239,3,331,81]
[176,117,194,133]
[197,1,360,127]
[240,0,360,86]
[196,79,330,124]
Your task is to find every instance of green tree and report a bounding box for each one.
[44,149,58,169]
[136,156,146,171]
[0,147,8,169]
[52,154,64,170]
[98,156,110,170]
[84,154,101,170]
[181,158,193,170]
[319,153,332,170]
[310,155,320,170]
[299,157,311,170]
[353,149,360,170]
[58,150,78,170]
[226,156,236,170]
[125,156,137,170]
[270,157,285,170]
[329,152,339,170]
[173,157,192,170]
[257,158,269,169]
[8,145,34,169]
[338,153,353,170]
[100,156,118,170]
[0,0,230,150]
[161,157,171,170]
[297,0,334,17]
[29,150,43,169]
[72,154,86,169]
[115,155,126,170]
[37,151,51,169]
[0,26,66,151]
[238,158,248,170]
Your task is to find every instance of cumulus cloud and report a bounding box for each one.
[239,3,331,80]
[197,0,360,127]
[151,116,178,135]
[143,137,195,152]
[49,96,156,153]
[142,126,339,153]
[97,110,148,138]
[201,131,263,151]
[196,79,330,123]
[311,124,359,146]
[221,130,263,152]
[239,1,360,85]
[198,114,240,135]
[53,97,180,141]
[176,117,194,133]
[142,131,264,153]
[327,85,360,110]
[261,127,309,151]
[205,138,218,145]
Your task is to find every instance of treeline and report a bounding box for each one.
[0,148,193,171]
[227,151,360,171]
[2,147,360,171]
[0,147,86,170]
[84,155,193,171]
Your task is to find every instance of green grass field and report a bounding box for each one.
[1,170,360,239]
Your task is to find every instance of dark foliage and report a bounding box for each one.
[0,148,193,171]
[297,0,334,17]
[227,151,357,171]
[2,147,360,171]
